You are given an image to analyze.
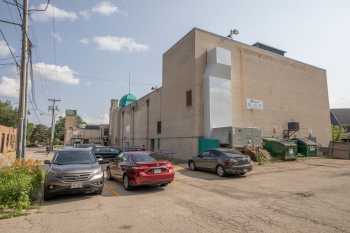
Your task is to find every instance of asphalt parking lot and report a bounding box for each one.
[1,157,350,233]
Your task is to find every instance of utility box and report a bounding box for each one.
[232,127,262,147]
[198,137,220,154]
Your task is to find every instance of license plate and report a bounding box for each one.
[153,168,161,174]
[71,183,83,189]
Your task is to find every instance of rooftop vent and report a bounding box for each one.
[252,42,286,56]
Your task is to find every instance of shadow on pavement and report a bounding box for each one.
[177,168,244,181]
[42,193,96,206]
[104,179,168,196]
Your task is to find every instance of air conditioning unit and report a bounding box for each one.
[232,127,262,147]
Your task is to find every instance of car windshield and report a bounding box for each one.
[131,153,156,162]
[54,151,96,165]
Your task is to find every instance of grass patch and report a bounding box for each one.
[0,159,43,219]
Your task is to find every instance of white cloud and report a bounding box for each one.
[0,76,19,97]
[92,2,118,16]
[83,112,109,124]
[92,36,149,52]
[79,10,91,19]
[80,38,89,45]
[0,40,14,58]
[33,63,79,85]
[32,4,78,22]
[51,32,62,43]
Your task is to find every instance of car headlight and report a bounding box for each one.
[229,158,238,164]
[47,170,59,177]
[91,169,103,179]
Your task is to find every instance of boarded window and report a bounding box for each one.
[186,90,192,107]
[157,121,161,134]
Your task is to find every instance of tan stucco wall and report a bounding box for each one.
[161,30,199,159]
[194,29,331,146]
[0,125,16,154]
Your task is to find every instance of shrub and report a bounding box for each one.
[0,160,43,213]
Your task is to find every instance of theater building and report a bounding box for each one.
[109,28,331,160]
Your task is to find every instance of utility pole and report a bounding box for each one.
[48,98,61,151]
[16,0,29,159]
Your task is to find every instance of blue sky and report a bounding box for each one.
[0,0,349,125]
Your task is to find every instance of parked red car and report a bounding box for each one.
[106,151,175,190]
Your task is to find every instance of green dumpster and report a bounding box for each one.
[293,138,318,157]
[262,138,297,160]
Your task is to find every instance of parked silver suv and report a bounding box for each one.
[44,148,104,200]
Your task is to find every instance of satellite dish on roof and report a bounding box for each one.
[227,29,239,38]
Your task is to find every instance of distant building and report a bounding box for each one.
[64,110,109,145]
[330,108,350,141]
[109,28,331,160]
[0,124,16,154]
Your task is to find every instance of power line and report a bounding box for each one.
[13,0,23,21]
[0,18,21,27]
[0,28,20,68]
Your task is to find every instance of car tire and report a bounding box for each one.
[96,187,103,195]
[106,167,112,180]
[188,161,196,171]
[123,175,132,191]
[216,165,226,177]
[160,183,168,187]
[43,189,53,201]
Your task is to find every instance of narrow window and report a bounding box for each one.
[157,138,160,150]
[186,90,192,107]
[157,121,161,134]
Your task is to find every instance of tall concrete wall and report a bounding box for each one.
[194,29,331,146]
[161,30,198,159]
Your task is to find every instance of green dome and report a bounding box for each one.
[119,93,137,108]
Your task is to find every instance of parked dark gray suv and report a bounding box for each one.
[44,148,104,200]
[188,148,252,177]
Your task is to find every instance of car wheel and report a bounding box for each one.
[43,189,53,201]
[239,172,246,176]
[216,165,226,177]
[106,167,112,180]
[188,161,196,171]
[96,187,103,195]
[123,175,132,191]
[160,183,168,187]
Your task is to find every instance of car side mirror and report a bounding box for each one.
[44,160,51,164]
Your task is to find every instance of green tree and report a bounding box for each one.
[29,124,49,145]
[0,100,18,127]
[332,125,345,142]
[26,122,34,144]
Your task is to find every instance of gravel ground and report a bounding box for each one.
[1,156,350,233]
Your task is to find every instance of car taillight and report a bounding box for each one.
[166,162,174,173]
[129,166,147,176]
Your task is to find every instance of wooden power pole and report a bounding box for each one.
[48,98,61,151]
[16,0,29,159]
